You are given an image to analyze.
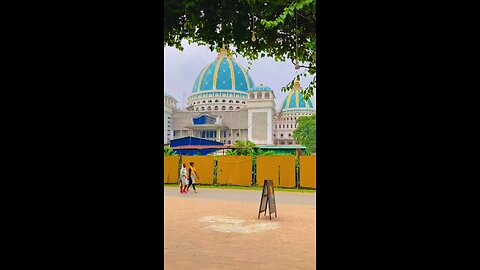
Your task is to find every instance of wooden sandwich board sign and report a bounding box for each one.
[258,180,277,220]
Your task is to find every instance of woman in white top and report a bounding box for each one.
[179,163,187,194]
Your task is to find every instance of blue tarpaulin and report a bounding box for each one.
[192,114,216,125]
[169,136,224,156]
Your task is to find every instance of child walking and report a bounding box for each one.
[179,163,187,193]
[181,164,189,193]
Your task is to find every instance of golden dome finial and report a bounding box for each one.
[293,78,301,89]
[218,45,228,58]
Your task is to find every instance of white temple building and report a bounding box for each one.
[164,47,315,146]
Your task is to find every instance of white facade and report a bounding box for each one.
[163,94,177,144]
[247,88,276,145]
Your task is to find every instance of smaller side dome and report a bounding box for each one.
[279,79,315,111]
[249,83,272,92]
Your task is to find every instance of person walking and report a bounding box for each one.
[179,163,187,193]
[187,161,199,193]
[182,164,189,193]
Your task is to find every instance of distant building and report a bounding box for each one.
[164,93,177,144]
[164,47,315,146]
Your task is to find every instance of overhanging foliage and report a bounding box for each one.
[164,0,316,99]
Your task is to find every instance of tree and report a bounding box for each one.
[163,0,316,99]
[225,140,258,156]
[164,146,175,156]
[293,114,316,152]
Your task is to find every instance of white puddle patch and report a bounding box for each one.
[199,215,279,234]
[199,215,245,224]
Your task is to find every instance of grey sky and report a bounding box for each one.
[164,40,315,110]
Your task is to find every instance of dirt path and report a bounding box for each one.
[164,187,316,269]
[164,186,316,206]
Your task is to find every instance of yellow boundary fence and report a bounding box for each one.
[163,155,316,189]
[299,156,316,188]
[217,156,253,186]
[164,156,180,184]
[256,156,296,188]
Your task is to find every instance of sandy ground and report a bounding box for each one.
[164,187,316,269]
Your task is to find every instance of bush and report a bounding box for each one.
[257,150,275,156]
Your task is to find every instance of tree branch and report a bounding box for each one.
[291,59,316,70]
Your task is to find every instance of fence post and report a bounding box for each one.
[213,157,218,185]
[252,155,256,186]
[295,155,300,189]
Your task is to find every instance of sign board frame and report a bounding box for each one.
[258,179,277,220]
